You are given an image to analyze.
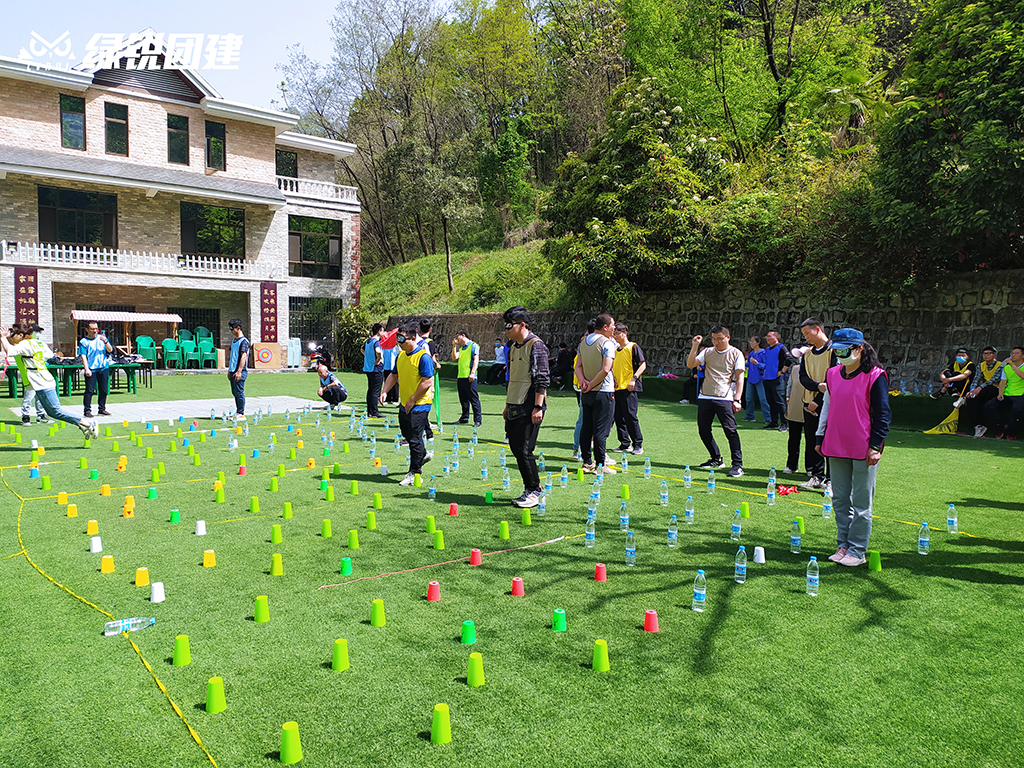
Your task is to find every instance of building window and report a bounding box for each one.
[105,102,128,156]
[289,296,342,349]
[168,115,189,165]
[288,215,341,279]
[60,94,86,150]
[181,202,245,257]
[276,150,298,178]
[168,307,221,346]
[205,120,225,170]
[39,186,117,248]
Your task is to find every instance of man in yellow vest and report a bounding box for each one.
[380,321,435,486]
[611,323,646,455]
[451,330,482,427]
[503,306,550,508]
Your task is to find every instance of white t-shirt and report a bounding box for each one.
[695,345,745,401]
[8,338,57,392]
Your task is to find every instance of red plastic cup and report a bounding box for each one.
[594,563,607,582]
[511,576,525,596]
[427,580,440,601]
[448,503,459,516]
[238,465,247,476]
[644,609,659,632]
[469,548,482,566]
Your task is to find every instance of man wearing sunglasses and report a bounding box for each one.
[380,321,435,486]
[503,306,550,508]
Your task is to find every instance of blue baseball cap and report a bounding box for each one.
[831,328,865,349]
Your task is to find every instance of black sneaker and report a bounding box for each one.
[611,445,630,453]
[727,466,744,478]
[697,458,724,469]
[22,415,30,425]
[36,416,49,423]
[761,424,778,430]
[83,411,93,418]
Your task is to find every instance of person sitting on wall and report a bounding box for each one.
[930,348,975,403]
[317,363,348,407]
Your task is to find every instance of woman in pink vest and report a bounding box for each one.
[815,328,891,567]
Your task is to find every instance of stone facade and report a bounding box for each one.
[389,268,1024,388]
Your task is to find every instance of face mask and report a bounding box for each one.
[956,356,967,364]
[840,350,861,368]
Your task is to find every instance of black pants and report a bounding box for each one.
[786,419,805,472]
[580,391,616,467]
[966,386,998,428]
[614,389,643,449]
[697,399,742,467]
[365,371,383,416]
[398,407,429,474]
[485,363,506,385]
[457,377,482,424]
[763,377,787,428]
[505,413,541,492]
[320,385,347,407]
[985,394,1024,437]
[802,409,827,480]
[83,367,109,413]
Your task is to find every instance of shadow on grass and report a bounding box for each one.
[956,497,1024,513]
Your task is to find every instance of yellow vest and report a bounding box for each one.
[613,342,636,390]
[397,346,433,407]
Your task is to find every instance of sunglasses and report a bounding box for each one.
[396,334,407,344]
[505,322,522,330]
[834,347,859,359]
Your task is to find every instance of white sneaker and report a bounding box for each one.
[953,397,966,409]
[822,480,832,494]
[781,467,795,474]
[974,425,987,439]
[399,472,416,486]
[602,465,617,475]
[799,477,823,490]
[513,490,541,508]
[571,450,581,461]
[423,451,433,464]
[679,399,689,405]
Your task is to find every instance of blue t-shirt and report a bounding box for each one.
[78,336,109,370]
[363,337,383,372]
[229,335,250,375]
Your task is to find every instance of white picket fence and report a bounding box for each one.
[1,240,279,280]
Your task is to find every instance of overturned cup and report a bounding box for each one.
[753,546,766,564]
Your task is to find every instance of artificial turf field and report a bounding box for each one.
[1,371,1022,768]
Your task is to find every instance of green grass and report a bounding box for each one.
[1,373,1022,767]
[359,240,572,316]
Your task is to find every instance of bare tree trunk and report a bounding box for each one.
[414,213,429,258]
[443,216,454,292]
[395,221,407,264]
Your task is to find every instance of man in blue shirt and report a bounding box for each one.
[317,363,348,407]
[228,319,250,419]
[79,321,113,417]
[363,323,385,417]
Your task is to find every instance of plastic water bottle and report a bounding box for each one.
[734,545,747,584]
[806,556,819,596]
[730,509,741,540]
[502,468,511,491]
[587,490,598,514]
[766,480,776,506]
[625,530,636,566]
[708,470,716,494]
[537,494,546,517]
[268,439,275,454]
[621,454,629,474]
[683,465,691,489]
[560,465,568,488]
[500,447,507,467]
[545,473,553,494]
[229,439,236,454]
[443,455,450,477]
[472,428,478,444]
[619,501,629,531]
[596,465,604,484]
[684,495,694,525]
[592,480,601,502]
[822,488,833,519]
[643,457,651,480]
[946,504,958,534]
[481,458,488,480]
[243,424,249,437]
[585,513,596,547]
[452,454,459,473]
[918,522,930,554]
[668,514,678,546]
[210,408,216,420]
[768,466,777,483]
[104,616,154,636]
[692,570,706,612]
[369,443,376,459]
[790,520,801,553]
[428,476,436,501]
[660,480,669,506]
[467,444,474,459]
[538,452,546,472]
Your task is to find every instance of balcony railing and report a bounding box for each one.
[276,176,359,204]
[1,240,280,280]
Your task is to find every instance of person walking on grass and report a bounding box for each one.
[686,325,745,477]
[1,324,97,438]
[228,319,249,420]
[452,330,482,427]
[79,321,113,418]
[815,328,891,567]
[363,323,386,418]
[503,306,550,507]
[380,321,435,486]
[575,314,618,475]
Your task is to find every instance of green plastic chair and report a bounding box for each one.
[194,326,213,344]
[180,340,200,368]
[160,338,183,369]
[178,329,193,343]
[198,340,218,369]
[135,336,157,364]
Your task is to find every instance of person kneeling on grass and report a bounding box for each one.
[380,321,434,486]
[815,328,891,568]
[317,363,348,408]
[1,324,98,438]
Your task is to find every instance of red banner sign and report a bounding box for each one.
[260,282,278,343]
[14,267,39,327]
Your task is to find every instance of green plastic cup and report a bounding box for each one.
[592,638,610,672]
[280,721,302,764]
[552,608,567,632]
[467,652,485,688]
[499,520,510,540]
[430,703,451,745]
[254,595,270,623]
[206,676,226,714]
[433,530,445,550]
[172,634,191,666]
[426,515,436,534]
[340,557,353,575]
[271,524,282,544]
[370,598,385,627]
[322,519,333,538]
[460,619,477,644]
[348,529,360,549]
[868,550,882,571]
[332,638,350,671]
